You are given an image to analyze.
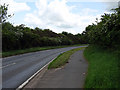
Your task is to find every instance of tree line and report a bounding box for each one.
[1,4,120,52]
[0,4,87,52]
[2,22,87,51]
[82,7,120,49]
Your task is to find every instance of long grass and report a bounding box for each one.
[48,47,85,69]
[84,45,120,88]
[2,44,87,57]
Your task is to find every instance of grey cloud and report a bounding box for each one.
[57,23,74,28]
[104,2,119,11]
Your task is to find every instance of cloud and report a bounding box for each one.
[67,0,120,11]
[15,0,120,3]
[1,0,30,14]
[104,2,119,11]
[98,0,120,10]
[67,0,120,2]
[24,0,101,34]
[24,13,42,26]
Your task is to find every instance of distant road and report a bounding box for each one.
[2,46,87,88]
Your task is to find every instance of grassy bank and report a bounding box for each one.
[84,45,120,88]
[48,47,85,69]
[2,44,87,57]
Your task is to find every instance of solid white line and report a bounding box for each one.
[16,56,58,89]
[16,46,88,89]
[0,63,16,69]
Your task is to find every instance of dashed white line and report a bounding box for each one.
[0,63,16,69]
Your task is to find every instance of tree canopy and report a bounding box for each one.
[82,7,120,49]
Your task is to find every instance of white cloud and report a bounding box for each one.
[68,0,119,11]
[67,0,120,2]
[24,0,101,34]
[14,0,120,3]
[1,0,30,14]
[24,14,42,26]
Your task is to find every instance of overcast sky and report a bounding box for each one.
[1,0,119,34]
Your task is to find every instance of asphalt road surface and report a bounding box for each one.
[24,49,88,88]
[2,46,86,88]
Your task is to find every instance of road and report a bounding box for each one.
[2,46,86,88]
[24,49,88,88]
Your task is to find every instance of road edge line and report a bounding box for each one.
[16,46,87,89]
[16,56,58,89]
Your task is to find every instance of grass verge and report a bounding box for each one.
[84,45,120,88]
[48,47,85,69]
[2,44,87,57]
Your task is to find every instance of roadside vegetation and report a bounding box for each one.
[48,47,85,69]
[82,7,120,49]
[2,44,86,57]
[83,7,120,88]
[84,45,120,88]
[2,24,87,52]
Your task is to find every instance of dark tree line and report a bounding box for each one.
[2,22,86,51]
[81,7,120,49]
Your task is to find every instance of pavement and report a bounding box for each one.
[24,49,88,88]
[2,46,87,88]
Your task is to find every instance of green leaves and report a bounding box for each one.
[83,7,120,49]
[0,4,12,23]
[2,22,85,51]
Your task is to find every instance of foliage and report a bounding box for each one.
[0,4,12,23]
[2,23,86,51]
[83,7,120,88]
[84,45,120,88]
[82,7,120,49]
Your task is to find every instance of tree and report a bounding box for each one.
[0,4,12,24]
[62,31,68,36]
[83,7,120,48]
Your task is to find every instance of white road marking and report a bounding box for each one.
[0,63,16,69]
[16,56,59,89]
